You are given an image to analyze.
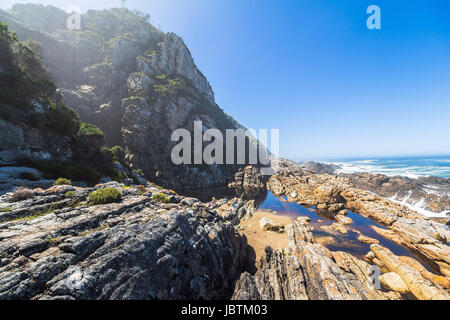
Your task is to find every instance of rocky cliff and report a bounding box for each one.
[1,5,254,191]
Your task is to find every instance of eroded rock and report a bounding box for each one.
[0,183,249,300]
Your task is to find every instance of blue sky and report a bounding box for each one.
[2,0,449,161]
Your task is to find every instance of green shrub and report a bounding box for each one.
[0,22,55,109]
[65,191,76,198]
[101,147,114,162]
[77,122,104,139]
[66,163,100,185]
[152,193,170,203]
[8,4,69,33]
[20,172,39,181]
[0,207,13,213]
[153,74,188,98]
[89,188,122,205]
[103,166,127,182]
[111,146,126,162]
[53,178,72,186]
[47,100,80,135]
[26,159,101,185]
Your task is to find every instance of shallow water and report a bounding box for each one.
[257,192,435,271]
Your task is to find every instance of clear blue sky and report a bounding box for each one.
[2,0,450,161]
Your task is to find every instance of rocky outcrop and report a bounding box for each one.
[378,272,409,294]
[341,172,450,214]
[229,166,268,199]
[259,217,284,232]
[0,118,73,166]
[300,161,338,175]
[0,182,249,299]
[368,245,449,299]
[232,219,398,300]
[141,32,215,103]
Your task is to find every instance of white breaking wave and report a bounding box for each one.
[322,158,450,218]
[324,160,450,179]
[389,192,449,218]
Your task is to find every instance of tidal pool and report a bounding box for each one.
[257,191,433,270]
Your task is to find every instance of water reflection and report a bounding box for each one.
[258,192,431,268]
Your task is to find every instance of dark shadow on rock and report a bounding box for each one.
[244,242,257,275]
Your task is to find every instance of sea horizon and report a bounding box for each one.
[313,155,450,179]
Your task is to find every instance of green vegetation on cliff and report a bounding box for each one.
[7,3,68,33]
[77,122,105,139]
[0,21,55,109]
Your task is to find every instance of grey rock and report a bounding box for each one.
[0,183,249,300]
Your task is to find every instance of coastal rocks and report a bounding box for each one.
[379,272,409,294]
[300,161,337,175]
[314,183,345,207]
[0,183,249,300]
[216,198,256,225]
[399,256,450,290]
[356,235,379,245]
[271,158,306,178]
[335,214,353,225]
[259,217,284,233]
[370,218,450,277]
[341,172,450,214]
[230,166,268,199]
[320,223,348,235]
[233,219,394,300]
[232,246,309,300]
[369,244,450,300]
[268,172,450,278]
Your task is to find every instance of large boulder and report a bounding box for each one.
[379,272,409,294]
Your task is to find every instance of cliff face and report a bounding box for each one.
[0,18,125,194]
[0,20,87,167]
[1,6,250,190]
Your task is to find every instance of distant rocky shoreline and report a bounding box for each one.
[299,161,450,218]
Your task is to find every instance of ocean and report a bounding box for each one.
[324,155,450,179]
